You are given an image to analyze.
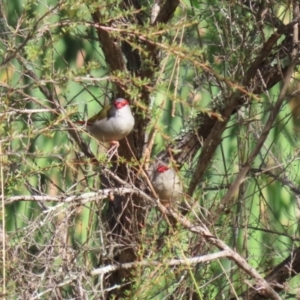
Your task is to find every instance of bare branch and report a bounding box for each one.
[160,204,282,300]
[90,9,126,97]
[5,187,150,205]
[151,0,180,25]
[91,250,231,276]
[234,247,300,300]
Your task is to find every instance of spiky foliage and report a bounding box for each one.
[1,0,300,299]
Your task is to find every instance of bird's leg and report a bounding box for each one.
[106,141,119,160]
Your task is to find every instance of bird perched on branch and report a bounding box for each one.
[77,98,135,149]
[152,163,183,206]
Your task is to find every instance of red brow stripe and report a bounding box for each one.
[115,100,129,108]
[157,165,169,173]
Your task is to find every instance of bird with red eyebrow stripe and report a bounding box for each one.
[77,98,135,150]
[152,163,183,206]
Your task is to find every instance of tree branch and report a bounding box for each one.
[91,250,231,276]
[151,0,180,25]
[185,16,300,197]
[162,205,282,300]
[4,187,149,205]
[211,4,300,223]
[91,12,126,75]
[233,247,300,300]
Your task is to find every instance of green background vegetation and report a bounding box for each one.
[1,0,300,299]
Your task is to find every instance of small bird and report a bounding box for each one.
[77,98,135,147]
[152,163,183,206]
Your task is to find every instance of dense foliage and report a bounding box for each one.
[1,0,300,299]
